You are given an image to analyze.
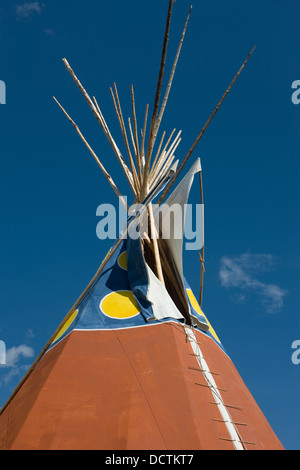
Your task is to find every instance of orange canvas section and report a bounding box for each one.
[0,323,283,450]
[192,329,283,450]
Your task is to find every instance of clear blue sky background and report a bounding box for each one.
[0,0,299,450]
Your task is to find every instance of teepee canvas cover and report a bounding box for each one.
[0,1,283,451]
[0,240,283,450]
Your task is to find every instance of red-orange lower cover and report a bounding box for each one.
[0,323,283,450]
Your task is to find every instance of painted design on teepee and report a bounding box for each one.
[117,251,128,271]
[186,289,221,344]
[100,290,140,320]
[52,309,79,344]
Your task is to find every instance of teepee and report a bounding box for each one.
[0,1,283,450]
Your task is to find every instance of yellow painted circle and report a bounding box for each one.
[118,251,128,270]
[100,290,140,320]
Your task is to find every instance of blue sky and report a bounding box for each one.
[0,0,299,450]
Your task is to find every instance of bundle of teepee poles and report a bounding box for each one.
[54,0,255,304]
